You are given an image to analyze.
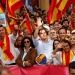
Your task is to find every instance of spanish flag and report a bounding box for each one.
[47,0,74,24]
[25,13,32,34]
[0,3,4,13]
[21,13,32,34]
[6,0,24,16]
[1,34,14,60]
[62,50,74,66]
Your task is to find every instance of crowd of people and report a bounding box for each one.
[0,3,75,69]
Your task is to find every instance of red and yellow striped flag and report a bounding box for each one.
[6,17,17,34]
[25,13,32,34]
[6,0,24,16]
[62,50,74,66]
[47,0,74,24]
[2,34,14,60]
[0,3,4,13]
[21,13,32,34]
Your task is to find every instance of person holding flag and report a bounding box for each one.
[0,24,18,65]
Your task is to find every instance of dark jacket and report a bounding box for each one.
[16,48,37,67]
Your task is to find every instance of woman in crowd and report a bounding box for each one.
[52,39,75,66]
[53,39,60,50]
[70,34,75,53]
[16,37,37,67]
[52,39,60,65]
[46,39,60,65]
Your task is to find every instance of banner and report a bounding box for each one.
[0,13,6,27]
[7,65,69,75]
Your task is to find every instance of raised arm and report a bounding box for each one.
[33,17,43,38]
[13,25,19,36]
[33,26,40,38]
[52,43,63,55]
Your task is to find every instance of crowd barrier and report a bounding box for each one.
[7,65,69,75]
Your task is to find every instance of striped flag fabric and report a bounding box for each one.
[6,17,16,34]
[0,3,4,13]
[6,0,24,17]
[24,13,32,34]
[47,0,74,24]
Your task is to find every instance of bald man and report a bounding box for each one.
[0,67,11,75]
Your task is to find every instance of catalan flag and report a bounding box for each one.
[0,3,4,13]
[47,0,74,24]
[6,0,24,16]
[6,17,17,34]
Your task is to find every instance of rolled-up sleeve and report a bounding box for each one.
[32,36,39,47]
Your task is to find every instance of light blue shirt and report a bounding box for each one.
[32,37,53,62]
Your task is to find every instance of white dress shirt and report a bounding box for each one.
[32,36,53,62]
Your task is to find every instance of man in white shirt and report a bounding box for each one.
[0,25,18,65]
[33,26,53,63]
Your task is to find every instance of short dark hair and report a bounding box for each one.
[0,25,4,27]
[62,19,69,25]
[71,32,75,35]
[53,20,59,24]
[58,27,67,34]
[38,28,48,35]
[53,39,60,50]
[62,39,72,49]
[69,61,75,71]
[30,15,37,22]
[17,35,23,40]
